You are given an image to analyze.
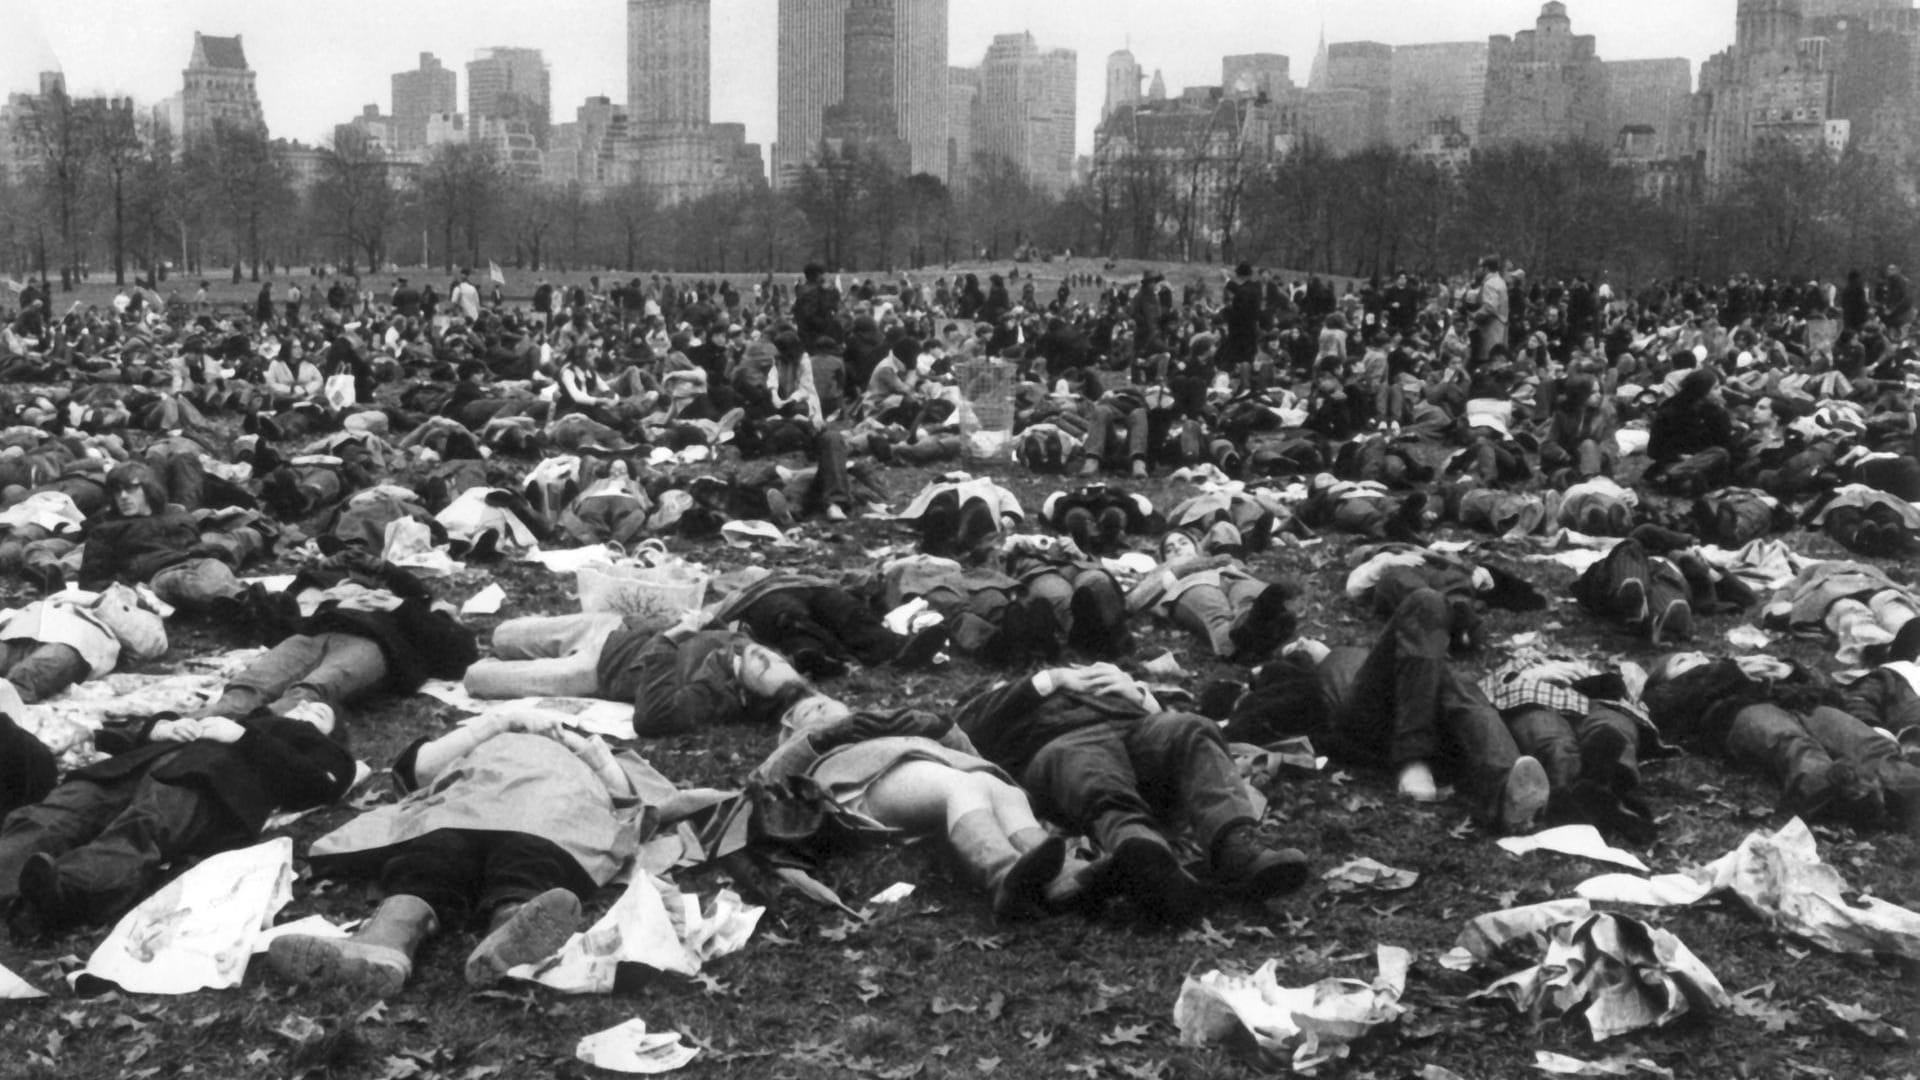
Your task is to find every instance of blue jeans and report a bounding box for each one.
[465,613,626,699]
[209,632,388,715]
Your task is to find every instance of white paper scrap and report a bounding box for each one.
[1497,824,1650,872]
[461,583,507,616]
[575,1019,700,1074]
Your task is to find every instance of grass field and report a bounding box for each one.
[22,256,1357,325]
[0,382,1914,1079]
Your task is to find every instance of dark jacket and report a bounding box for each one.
[78,506,204,589]
[77,711,355,832]
[954,678,1147,776]
[1648,396,1734,463]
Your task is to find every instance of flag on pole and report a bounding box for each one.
[488,261,506,286]
[2,278,22,294]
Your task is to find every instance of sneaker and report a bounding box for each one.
[1210,825,1310,900]
[892,624,948,669]
[1130,458,1149,480]
[14,853,69,938]
[1396,761,1440,802]
[1079,457,1103,478]
[1499,755,1551,834]
[825,504,849,523]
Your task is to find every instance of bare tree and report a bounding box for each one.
[312,127,398,274]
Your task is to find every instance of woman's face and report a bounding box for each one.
[1161,532,1199,561]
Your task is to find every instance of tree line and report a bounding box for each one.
[2,88,1915,291]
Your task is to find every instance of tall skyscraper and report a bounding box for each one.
[392,52,457,153]
[181,32,265,144]
[467,47,550,145]
[1387,42,1487,147]
[1326,41,1393,145]
[628,0,711,132]
[892,0,949,179]
[822,0,911,171]
[973,32,1077,194]
[1105,49,1142,120]
[947,65,979,191]
[775,0,848,188]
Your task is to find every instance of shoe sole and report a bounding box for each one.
[995,837,1067,920]
[1218,851,1311,900]
[1501,756,1551,834]
[267,936,408,997]
[464,889,582,987]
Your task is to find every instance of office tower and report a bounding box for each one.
[973,32,1077,194]
[392,53,457,153]
[775,0,848,189]
[467,47,551,145]
[628,0,711,131]
[892,0,949,179]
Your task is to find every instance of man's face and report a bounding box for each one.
[114,483,152,517]
[736,644,801,697]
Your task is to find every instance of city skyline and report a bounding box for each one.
[6,1,1746,159]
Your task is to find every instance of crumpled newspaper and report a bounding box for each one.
[508,871,761,993]
[1469,912,1728,1041]
[1572,818,1920,960]
[1174,944,1409,1072]
[575,1019,700,1073]
[1320,857,1420,894]
[75,837,294,995]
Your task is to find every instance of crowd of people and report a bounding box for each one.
[0,249,1917,998]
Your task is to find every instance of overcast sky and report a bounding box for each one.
[7,1,1742,155]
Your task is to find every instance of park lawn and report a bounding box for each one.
[0,394,1914,1080]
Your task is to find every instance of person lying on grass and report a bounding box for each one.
[270,704,668,996]
[751,693,1069,921]
[1,700,354,939]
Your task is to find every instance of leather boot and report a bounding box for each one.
[268,894,438,998]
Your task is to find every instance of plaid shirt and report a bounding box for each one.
[1482,658,1651,726]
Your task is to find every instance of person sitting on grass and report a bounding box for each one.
[269,705,665,996]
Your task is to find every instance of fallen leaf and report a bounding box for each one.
[1729,991,1797,1033]
[245,1049,272,1066]
[975,1057,1001,1074]
[931,996,977,1016]
[1101,1023,1151,1046]
[1024,1028,1054,1051]
[856,979,885,1004]
[356,1001,389,1026]
[1819,997,1910,1044]
[272,1015,324,1045]
[983,992,1006,1022]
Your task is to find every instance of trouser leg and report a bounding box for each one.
[1507,707,1580,792]
[374,828,489,929]
[1123,711,1255,854]
[1726,704,1833,809]
[1170,584,1236,657]
[809,430,853,513]
[211,634,325,715]
[1332,588,1451,768]
[1438,674,1521,823]
[476,832,596,924]
[0,776,129,907]
[50,776,247,925]
[4,642,88,703]
[1020,721,1159,854]
[274,633,389,712]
